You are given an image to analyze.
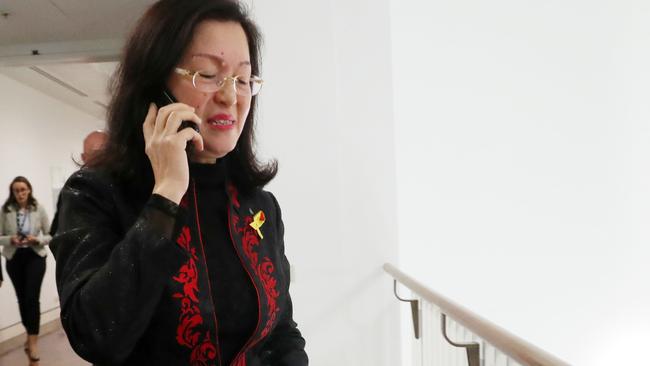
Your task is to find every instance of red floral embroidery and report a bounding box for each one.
[173,260,199,304]
[241,216,260,267]
[173,225,217,365]
[227,183,240,208]
[175,311,202,347]
[231,206,280,342]
[190,332,218,365]
[258,257,280,337]
[176,226,191,251]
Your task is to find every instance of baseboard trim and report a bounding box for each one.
[0,317,62,356]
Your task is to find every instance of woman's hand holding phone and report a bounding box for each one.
[10,235,22,246]
[23,235,39,246]
[143,103,204,204]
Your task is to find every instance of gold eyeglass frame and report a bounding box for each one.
[174,67,264,96]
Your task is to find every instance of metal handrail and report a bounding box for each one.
[384,263,572,366]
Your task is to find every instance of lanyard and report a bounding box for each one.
[16,209,28,236]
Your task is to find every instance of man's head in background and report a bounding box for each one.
[82,130,108,165]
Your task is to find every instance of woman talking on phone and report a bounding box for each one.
[50,1,308,365]
[0,176,51,366]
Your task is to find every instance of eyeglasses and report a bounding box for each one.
[174,67,263,97]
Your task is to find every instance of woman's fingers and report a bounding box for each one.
[162,109,202,136]
[154,103,196,136]
[142,103,157,144]
[176,127,204,152]
[144,102,202,152]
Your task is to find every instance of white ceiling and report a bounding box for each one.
[0,0,155,45]
[0,61,118,118]
[0,0,155,119]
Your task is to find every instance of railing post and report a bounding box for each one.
[441,313,480,366]
[393,280,420,339]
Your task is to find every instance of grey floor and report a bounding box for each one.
[0,328,89,366]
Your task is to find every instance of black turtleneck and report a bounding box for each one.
[189,160,257,365]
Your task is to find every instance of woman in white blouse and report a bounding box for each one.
[0,176,51,366]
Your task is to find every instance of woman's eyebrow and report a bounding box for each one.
[192,53,251,67]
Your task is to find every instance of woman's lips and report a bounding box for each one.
[207,113,235,130]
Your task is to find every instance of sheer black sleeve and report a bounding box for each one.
[51,170,188,364]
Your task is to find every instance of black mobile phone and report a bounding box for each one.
[155,90,200,153]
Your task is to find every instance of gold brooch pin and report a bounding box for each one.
[249,210,266,239]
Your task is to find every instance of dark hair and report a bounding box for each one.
[2,176,38,212]
[93,0,276,201]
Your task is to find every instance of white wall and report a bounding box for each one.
[0,72,103,340]
[253,0,400,365]
[391,1,650,365]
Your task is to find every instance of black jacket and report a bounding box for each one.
[51,168,308,366]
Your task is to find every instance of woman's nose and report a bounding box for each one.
[213,80,237,106]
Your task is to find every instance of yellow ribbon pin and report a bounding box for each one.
[249,210,266,239]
